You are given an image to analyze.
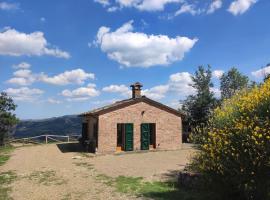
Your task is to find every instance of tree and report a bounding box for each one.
[181,66,217,128]
[190,78,270,200]
[220,67,249,100]
[0,92,18,146]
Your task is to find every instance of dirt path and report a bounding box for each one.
[89,144,195,181]
[1,144,137,200]
[0,143,195,200]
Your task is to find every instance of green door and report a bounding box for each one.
[125,123,133,151]
[141,123,150,150]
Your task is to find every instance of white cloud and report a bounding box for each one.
[40,69,95,85]
[7,77,34,86]
[101,71,220,102]
[228,0,257,15]
[168,72,195,96]
[175,3,201,16]
[212,70,224,78]
[7,68,95,86]
[4,87,44,101]
[142,85,169,100]
[0,2,19,10]
[13,69,32,77]
[95,20,198,67]
[135,0,182,11]
[102,72,195,101]
[61,83,100,101]
[47,98,62,104]
[0,28,70,58]
[168,100,182,109]
[102,84,130,97]
[112,0,181,11]
[207,0,222,14]
[94,0,110,6]
[12,62,31,69]
[7,69,36,86]
[251,65,270,78]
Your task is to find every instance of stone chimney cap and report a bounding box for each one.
[130,82,143,98]
[130,82,143,88]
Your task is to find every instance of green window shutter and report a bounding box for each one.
[125,123,133,151]
[141,123,150,150]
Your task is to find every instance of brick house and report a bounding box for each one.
[79,82,183,153]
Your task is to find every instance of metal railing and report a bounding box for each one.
[10,134,81,144]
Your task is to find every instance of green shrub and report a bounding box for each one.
[190,79,270,200]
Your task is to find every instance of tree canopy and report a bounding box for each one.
[182,66,217,128]
[220,67,249,100]
[0,92,18,146]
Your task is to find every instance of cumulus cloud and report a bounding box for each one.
[142,85,169,100]
[168,72,195,96]
[6,68,95,86]
[251,65,270,78]
[102,72,195,101]
[95,20,198,68]
[7,69,36,86]
[102,84,130,97]
[40,69,95,85]
[207,0,222,14]
[61,83,100,101]
[0,2,19,10]
[104,0,182,11]
[212,70,224,78]
[134,0,183,11]
[228,0,257,15]
[0,28,70,58]
[4,87,44,101]
[12,62,31,69]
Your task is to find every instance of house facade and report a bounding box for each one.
[80,82,183,153]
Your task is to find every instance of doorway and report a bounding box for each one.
[117,123,134,151]
[141,123,156,150]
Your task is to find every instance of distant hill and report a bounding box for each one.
[14,115,82,138]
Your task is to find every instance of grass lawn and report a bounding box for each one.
[96,174,207,200]
[0,171,17,200]
[0,145,14,166]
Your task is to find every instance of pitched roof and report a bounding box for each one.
[79,96,184,117]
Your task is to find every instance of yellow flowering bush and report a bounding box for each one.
[190,79,270,200]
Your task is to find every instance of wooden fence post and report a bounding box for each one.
[45,135,48,144]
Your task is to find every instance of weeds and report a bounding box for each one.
[0,171,17,200]
[27,170,67,186]
[0,145,14,166]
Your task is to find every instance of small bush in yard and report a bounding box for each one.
[190,79,270,200]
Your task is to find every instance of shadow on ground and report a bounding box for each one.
[137,169,213,200]
[56,142,85,153]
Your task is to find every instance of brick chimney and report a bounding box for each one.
[130,82,143,98]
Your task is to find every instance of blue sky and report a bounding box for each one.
[0,0,269,119]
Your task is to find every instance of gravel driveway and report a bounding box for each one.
[0,143,195,200]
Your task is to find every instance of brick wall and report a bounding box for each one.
[97,102,182,153]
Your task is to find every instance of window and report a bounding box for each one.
[93,123,98,147]
[117,124,124,148]
[117,123,134,151]
[82,123,88,140]
[149,123,156,148]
